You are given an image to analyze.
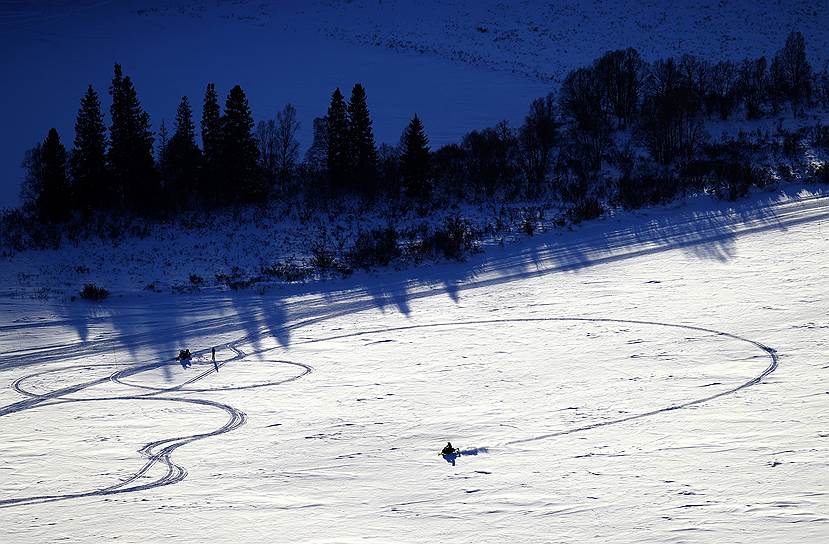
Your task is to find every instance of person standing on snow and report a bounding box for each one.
[212,347,218,372]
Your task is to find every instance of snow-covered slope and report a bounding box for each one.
[3,0,828,207]
[1,189,828,542]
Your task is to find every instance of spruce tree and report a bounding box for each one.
[400,114,431,202]
[220,85,263,203]
[166,96,202,205]
[70,85,108,213]
[201,83,222,203]
[326,88,350,191]
[157,119,169,165]
[347,83,377,194]
[38,128,71,223]
[108,64,156,212]
[156,119,170,202]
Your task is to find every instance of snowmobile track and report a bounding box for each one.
[0,316,777,508]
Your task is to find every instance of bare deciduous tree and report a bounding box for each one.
[519,93,559,196]
[274,104,301,190]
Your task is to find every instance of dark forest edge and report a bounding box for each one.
[3,32,829,277]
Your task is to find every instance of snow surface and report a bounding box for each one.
[3,0,828,207]
[1,188,828,542]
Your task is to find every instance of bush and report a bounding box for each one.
[813,163,829,184]
[189,274,204,286]
[226,277,259,290]
[522,217,535,236]
[566,198,604,223]
[777,163,794,181]
[347,227,400,270]
[617,161,680,209]
[310,241,337,271]
[261,261,313,282]
[711,160,756,200]
[421,215,480,261]
[79,283,109,301]
[781,130,803,158]
[812,125,829,150]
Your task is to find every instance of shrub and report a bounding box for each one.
[711,160,755,200]
[79,283,109,301]
[310,241,337,271]
[777,163,794,181]
[347,227,400,270]
[781,130,803,158]
[813,163,829,184]
[522,217,535,236]
[617,161,680,209]
[189,274,204,286]
[566,198,604,223]
[428,215,480,261]
[812,125,829,150]
[226,277,259,290]
[261,261,313,282]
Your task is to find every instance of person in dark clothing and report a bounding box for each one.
[178,349,192,368]
[212,347,218,372]
[441,442,457,456]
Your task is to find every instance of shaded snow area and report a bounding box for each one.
[2,0,828,207]
[2,190,829,542]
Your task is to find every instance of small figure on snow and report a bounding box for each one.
[441,442,459,465]
[177,349,192,368]
[441,442,458,456]
[212,347,218,372]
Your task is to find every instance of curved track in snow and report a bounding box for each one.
[0,314,777,508]
[0,342,308,508]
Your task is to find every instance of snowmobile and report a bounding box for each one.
[440,442,460,456]
[176,349,193,368]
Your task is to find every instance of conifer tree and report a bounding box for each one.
[326,88,350,191]
[200,83,222,202]
[70,85,108,213]
[201,85,221,164]
[108,64,156,212]
[37,128,71,223]
[156,119,171,202]
[400,114,431,202]
[347,83,377,194]
[220,85,263,202]
[157,119,169,165]
[166,96,202,204]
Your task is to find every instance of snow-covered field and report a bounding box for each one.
[2,188,828,542]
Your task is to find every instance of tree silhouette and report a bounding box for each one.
[32,129,71,223]
[108,64,156,212]
[201,83,222,203]
[70,85,108,213]
[326,88,350,192]
[348,83,377,194]
[400,114,431,202]
[771,31,812,113]
[220,85,263,203]
[166,96,202,205]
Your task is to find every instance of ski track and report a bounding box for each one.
[4,194,819,509]
[0,316,777,509]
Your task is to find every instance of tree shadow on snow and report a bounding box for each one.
[11,187,823,378]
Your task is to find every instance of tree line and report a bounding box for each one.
[20,31,829,225]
